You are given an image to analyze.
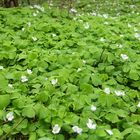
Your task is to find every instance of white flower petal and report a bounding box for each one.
[77,68,81,72]
[84,23,90,29]
[100,38,106,42]
[8,84,13,88]
[33,13,37,16]
[70,8,77,13]
[0,66,4,70]
[27,22,31,27]
[137,102,140,108]
[22,28,25,31]
[82,60,86,64]
[32,37,37,41]
[106,129,113,135]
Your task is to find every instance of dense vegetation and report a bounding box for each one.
[0,0,140,139]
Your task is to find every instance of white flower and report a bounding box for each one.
[6,112,14,121]
[34,4,41,9]
[134,27,138,32]
[104,87,110,94]
[130,5,135,8]
[84,23,90,29]
[51,79,58,85]
[27,22,31,27]
[128,23,131,28]
[36,10,39,13]
[120,34,124,37]
[49,3,53,6]
[45,77,48,81]
[52,34,56,37]
[134,33,140,40]
[78,19,83,23]
[27,69,32,75]
[82,60,86,64]
[91,12,96,16]
[33,13,37,16]
[91,105,96,111]
[137,102,140,108]
[21,76,28,82]
[102,14,108,18]
[104,22,109,25]
[32,37,37,41]
[52,124,61,134]
[117,44,123,48]
[30,6,33,9]
[106,129,113,135]
[0,66,4,70]
[121,54,129,60]
[8,84,13,88]
[22,27,25,31]
[33,5,44,12]
[77,68,81,72]
[100,38,105,42]
[40,7,44,12]
[70,8,77,13]
[115,90,125,96]
[72,126,83,134]
[86,119,96,130]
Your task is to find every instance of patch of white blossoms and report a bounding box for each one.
[72,126,83,134]
[115,90,125,96]
[33,5,44,12]
[104,87,110,94]
[52,124,61,134]
[51,79,58,85]
[70,8,77,13]
[6,112,14,121]
[102,14,108,18]
[121,54,129,60]
[21,76,28,83]
[86,119,96,130]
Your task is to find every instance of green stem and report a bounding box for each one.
[1,118,25,140]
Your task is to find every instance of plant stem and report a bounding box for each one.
[1,118,25,140]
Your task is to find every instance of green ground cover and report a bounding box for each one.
[0,1,140,139]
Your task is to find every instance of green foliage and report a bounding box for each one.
[0,0,140,140]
